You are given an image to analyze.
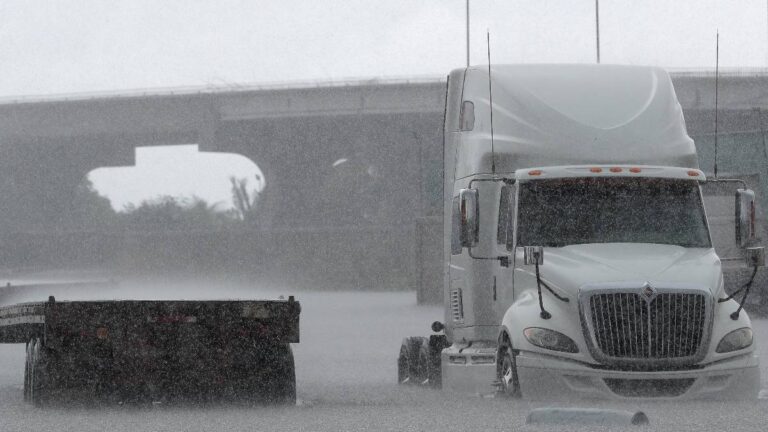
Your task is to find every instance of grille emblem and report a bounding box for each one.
[641,283,656,299]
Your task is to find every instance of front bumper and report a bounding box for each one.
[516,350,760,401]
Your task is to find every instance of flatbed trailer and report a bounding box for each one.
[0,281,300,406]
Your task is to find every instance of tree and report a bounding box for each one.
[60,178,119,230]
[230,175,261,223]
[120,196,235,231]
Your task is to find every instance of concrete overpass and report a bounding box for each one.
[0,78,446,288]
[2,70,768,294]
[0,78,445,230]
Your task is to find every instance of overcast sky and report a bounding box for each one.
[1,0,767,97]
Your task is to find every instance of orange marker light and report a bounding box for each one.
[687,170,700,177]
[528,170,543,176]
[629,167,642,173]
[96,327,109,340]
[590,167,603,173]
[609,167,623,173]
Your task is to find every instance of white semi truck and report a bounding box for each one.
[398,64,764,399]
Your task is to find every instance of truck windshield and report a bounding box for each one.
[517,177,711,248]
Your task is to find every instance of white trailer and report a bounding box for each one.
[398,64,764,400]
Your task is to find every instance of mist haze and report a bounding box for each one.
[1,1,768,431]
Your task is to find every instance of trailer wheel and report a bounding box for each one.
[233,343,296,406]
[29,337,51,407]
[496,339,521,398]
[397,337,426,385]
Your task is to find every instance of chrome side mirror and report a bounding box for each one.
[735,189,757,248]
[459,188,479,248]
[523,246,544,265]
[745,247,765,267]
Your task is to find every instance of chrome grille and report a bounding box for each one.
[588,292,707,360]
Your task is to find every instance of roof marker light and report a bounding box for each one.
[688,170,700,177]
[589,167,602,173]
[609,167,623,173]
[528,170,543,176]
[629,167,642,173]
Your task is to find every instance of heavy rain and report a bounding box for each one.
[1,1,768,431]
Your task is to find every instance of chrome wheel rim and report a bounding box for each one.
[501,351,514,391]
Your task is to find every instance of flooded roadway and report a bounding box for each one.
[0,288,767,432]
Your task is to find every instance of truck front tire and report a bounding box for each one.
[496,339,521,398]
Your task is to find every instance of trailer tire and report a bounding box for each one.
[398,336,426,385]
[233,343,296,406]
[496,339,521,398]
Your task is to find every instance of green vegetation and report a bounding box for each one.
[229,174,261,225]
[61,177,260,232]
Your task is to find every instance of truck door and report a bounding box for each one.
[492,184,516,322]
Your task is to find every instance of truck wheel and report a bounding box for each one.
[496,340,521,398]
[417,338,443,388]
[29,337,51,407]
[397,337,426,385]
[417,339,431,386]
[425,335,449,389]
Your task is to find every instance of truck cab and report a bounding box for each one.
[400,64,763,400]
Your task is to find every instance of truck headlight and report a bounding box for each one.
[523,327,579,353]
[716,328,753,353]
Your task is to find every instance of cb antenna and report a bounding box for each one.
[466,0,470,67]
[487,30,496,174]
[595,0,601,63]
[714,30,720,179]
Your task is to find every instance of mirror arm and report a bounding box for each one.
[718,266,757,304]
[534,259,550,320]
[533,259,570,321]
[724,266,759,320]
[705,178,749,189]
[538,277,570,303]
[468,177,515,188]
[467,247,510,267]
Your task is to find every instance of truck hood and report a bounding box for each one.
[538,243,721,296]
